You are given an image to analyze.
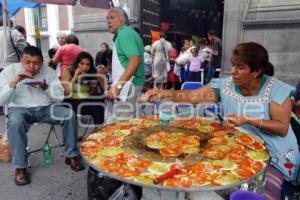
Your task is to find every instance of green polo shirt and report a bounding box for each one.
[113,25,145,86]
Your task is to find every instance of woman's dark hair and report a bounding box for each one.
[207,29,218,36]
[232,42,269,77]
[65,34,79,45]
[101,42,109,51]
[15,25,26,35]
[264,62,274,77]
[48,48,57,59]
[70,52,96,79]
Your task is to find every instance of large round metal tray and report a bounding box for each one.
[81,116,269,192]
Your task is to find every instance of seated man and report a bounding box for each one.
[0,46,84,186]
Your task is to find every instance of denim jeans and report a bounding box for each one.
[7,105,79,169]
[205,65,218,84]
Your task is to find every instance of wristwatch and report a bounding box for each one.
[116,83,123,90]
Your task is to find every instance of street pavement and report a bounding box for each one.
[0,105,228,200]
[0,115,90,200]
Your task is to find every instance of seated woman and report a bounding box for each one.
[144,42,300,200]
[61,51,106,126]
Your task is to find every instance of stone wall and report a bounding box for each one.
[72,5,113,57]
[222,0,300,85]
[72,0,139,58]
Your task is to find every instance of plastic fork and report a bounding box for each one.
[153,153,203,184]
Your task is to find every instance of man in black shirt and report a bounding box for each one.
[205,29,222,84]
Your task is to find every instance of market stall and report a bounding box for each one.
[81,116,269,198]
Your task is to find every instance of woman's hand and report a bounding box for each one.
[74,68,85,80]
[226,114,249,128]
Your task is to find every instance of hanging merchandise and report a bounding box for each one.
[151,31,160,44]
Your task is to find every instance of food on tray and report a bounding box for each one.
[247,150,269,161]
[212,159,237,171]
[246,141,266,151]
[145,132,201,157]
[235,134,255,145]
[134,173,157,185]
[212,172,240,186]
[81,116,269,189]
[148,162,171,175]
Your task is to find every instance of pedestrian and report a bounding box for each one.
[49,34,84,76]
[187,47,204,82]
[106,7,145,120]
[51,32,67,50]
[143,45,153,92]
[151,32,172,89]
[95,42,112,87]
[0,17,27,70]
[205,29,222,84]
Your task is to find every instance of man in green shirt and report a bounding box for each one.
[106,7,145,120]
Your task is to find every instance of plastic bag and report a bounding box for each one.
[108,184,138,200]
[87,167,141,200]
[0,138,11,162]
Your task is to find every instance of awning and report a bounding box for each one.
[27,0,113,9]
[0,0,39,16]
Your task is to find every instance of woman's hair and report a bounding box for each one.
[65,34,79,45]
[48,48,57,59]
[15,25,26,35]
[264,62,274,76]
[232,42,269,77]
[101,42,109,51]
[70,51,96,78]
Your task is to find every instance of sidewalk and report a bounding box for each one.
[0,115,88,200]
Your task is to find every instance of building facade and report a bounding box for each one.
[222,0,300,85]
[14,4,73,59]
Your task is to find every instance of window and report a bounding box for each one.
[39,4,48,32]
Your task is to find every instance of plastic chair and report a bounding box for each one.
[176,82,203,115]
[230,191,266,200]
[181,81,204,90]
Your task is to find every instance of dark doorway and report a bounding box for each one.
[140,0,224,47]
[161,0,224,37]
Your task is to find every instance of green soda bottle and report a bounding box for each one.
[43,141,52,165]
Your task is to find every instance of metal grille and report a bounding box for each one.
[139,0,161,44]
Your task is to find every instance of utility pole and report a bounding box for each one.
[32,7,41,48]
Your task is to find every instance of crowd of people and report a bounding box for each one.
[0,6,300,200]
[139,29,222,93]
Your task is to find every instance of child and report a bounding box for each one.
[143,45,153,92]
[188,48,204,82]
